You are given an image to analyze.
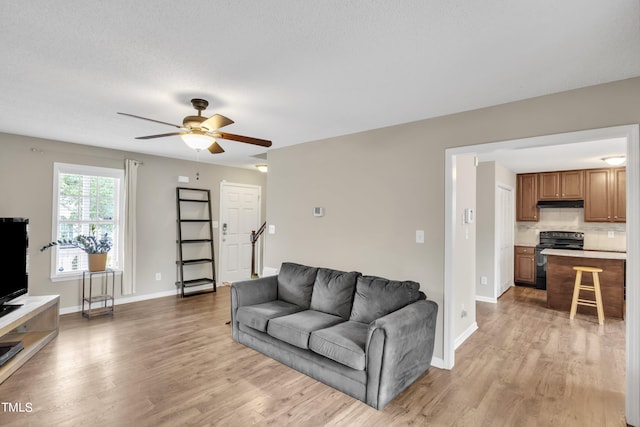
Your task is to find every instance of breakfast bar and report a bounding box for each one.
[542,249,626,319]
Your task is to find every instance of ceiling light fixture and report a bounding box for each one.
[181,130,214,151]
[601,155,626,166]
[256,164,268,173]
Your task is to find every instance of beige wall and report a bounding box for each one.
[453,154,476,338]
[265,76,640,361]
[0,133,266,310]
[476,162,496,300]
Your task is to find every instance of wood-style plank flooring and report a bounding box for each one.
[0,286,626,426]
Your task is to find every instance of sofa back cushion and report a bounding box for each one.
[349,275,421,324]
[310,268,360,319]
[277,263,319,308]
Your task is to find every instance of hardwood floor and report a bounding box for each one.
[0,286,626,426]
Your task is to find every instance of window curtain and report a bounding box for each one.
[123,159,140,295]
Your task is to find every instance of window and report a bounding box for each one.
[50,163,125,280]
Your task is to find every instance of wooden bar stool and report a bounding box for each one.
[569,266,604,324]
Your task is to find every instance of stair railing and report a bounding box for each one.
[250,222,267,278]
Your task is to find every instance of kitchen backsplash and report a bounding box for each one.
[516,207,626,251]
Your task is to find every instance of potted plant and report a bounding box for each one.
[41,225,113,272]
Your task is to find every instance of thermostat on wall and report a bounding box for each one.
[313,207,324,217]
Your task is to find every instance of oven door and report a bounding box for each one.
[535,245,547,290]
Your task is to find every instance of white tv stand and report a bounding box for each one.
[0,295,59,384]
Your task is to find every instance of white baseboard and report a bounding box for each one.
[58,283,219,315]
[475,295,497,303]
[431,356,446,369]
[454,321,478,349]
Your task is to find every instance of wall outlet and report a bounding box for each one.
[461,309,467,318]
[416,230,425,244]
[608,231,615,238]
[268,224,276,234]
[480,276,488,285]
[155,272,161,281]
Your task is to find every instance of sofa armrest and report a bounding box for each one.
[230,275,278,341]
[365,299,438,409]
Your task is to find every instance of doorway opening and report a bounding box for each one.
[444,124,639,424]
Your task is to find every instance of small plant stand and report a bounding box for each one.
[82,269,118,318]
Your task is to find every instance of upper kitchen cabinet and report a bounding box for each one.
[612,168,626,222]
[584,167,626,222]
[538,170,584,200]
[517,173,539,221]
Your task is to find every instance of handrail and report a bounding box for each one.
[250,222,267,278]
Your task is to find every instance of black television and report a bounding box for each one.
[0,218,29,317]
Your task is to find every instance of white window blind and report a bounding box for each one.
[50,163,124,280]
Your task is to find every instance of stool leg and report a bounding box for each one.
[570,270,582,320]
[592,272,605,325]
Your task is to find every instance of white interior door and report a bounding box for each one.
[219,183,261,283]
[496,184,514,297]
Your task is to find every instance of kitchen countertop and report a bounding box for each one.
[515,243,536,248]
[541,248,626,260]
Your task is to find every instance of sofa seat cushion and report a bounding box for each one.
[277,262,319,308]
[236,300,304,332]
[309,321,369,370]
[267,310,344,349]
[349,276,421,324]
[310,268,360,319]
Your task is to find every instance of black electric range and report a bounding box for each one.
[535,231,584,290]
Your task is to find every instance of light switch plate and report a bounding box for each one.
[268,224,276,234]
[416,230,425,244]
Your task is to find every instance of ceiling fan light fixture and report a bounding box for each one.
[601,155,626,166]
[181,130,213,151]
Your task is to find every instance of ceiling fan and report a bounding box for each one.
[118,98,272,154]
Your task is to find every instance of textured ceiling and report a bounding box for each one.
[1,1,639,168]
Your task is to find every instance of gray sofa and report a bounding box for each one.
[230,262,438,410]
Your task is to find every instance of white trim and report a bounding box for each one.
[455,321,478,349]
[58,283,221,315]
[625,124,640,427]
[475,295,497,304]
[59,288,177,314]
[50,162,125,280]
[443,152,456,369]
[430,357,446,370]
[218,182,262,283]
[444,124,639,425]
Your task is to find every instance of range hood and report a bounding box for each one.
[537,200,584,208]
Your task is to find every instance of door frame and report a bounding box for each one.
[444,124,639,425]
[218,181,262,284]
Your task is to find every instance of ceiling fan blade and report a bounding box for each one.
[214,132,272,148]
[135,132,186,140]
[208,141,225,154]
[200,114,234,132]
[117,112,183,129]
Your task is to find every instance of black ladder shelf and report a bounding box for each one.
[176,187,216,297]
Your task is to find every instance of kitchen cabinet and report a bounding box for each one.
[612,168,626,222]
[538,170,584,200]
[514,246,536,285]
[516,174,539,221]
[584,167,626,223]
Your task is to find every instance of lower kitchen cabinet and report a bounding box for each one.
[514,246,536,285]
